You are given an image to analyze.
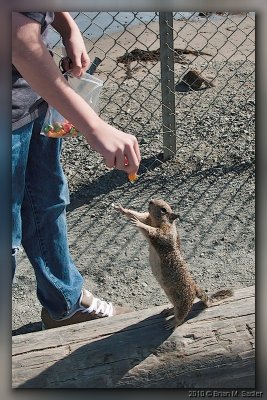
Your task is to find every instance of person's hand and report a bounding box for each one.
[51,13,90,77]
[85,119,141,175]
[62,31,90,77]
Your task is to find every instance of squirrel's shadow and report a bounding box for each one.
[15,303,205,388]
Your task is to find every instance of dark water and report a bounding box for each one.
[48,11,196,47]
[48,11,254,48]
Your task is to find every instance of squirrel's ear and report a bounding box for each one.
[170,213,179,222]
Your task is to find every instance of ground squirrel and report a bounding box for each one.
[115,199,233,330]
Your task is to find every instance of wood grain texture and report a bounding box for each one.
[12,286,255,388]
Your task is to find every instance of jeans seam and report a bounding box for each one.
[24,182,70,313]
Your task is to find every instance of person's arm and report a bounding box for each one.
[51,12,90,77]
[12,12,140,173]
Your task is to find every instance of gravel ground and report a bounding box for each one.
[12,50,255,335]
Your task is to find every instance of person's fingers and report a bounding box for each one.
[114,151,128,171]
[120,151,139,174]
[133,136,141,163]
[104,148,139,173]
[122,138,141,173]
[125,156,139,174]
[70,62,83,77]
[67,51,83,76]
[81,52,90,73]
[70,50,90,77]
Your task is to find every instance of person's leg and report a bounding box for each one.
[13,115,132,329]
[12,121,34,279]
[19,115,84,319]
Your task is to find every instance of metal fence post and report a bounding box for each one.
[159,12,176,161]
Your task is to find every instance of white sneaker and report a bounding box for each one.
[41,289,133,329]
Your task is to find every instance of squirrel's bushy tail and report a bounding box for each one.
[210,289,233,301]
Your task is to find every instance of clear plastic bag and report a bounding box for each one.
[41,72,103,138]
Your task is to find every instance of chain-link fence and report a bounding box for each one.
[47,10,255,298]
[48,10,255,283]
[48,11,255,191]
[12,12,255,335]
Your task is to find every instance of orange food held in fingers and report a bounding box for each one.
[128,173,138,182]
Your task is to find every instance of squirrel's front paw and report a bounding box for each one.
[130,216,141,227]
[114,204,126,214]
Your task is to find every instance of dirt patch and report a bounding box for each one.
[116,47,213,78]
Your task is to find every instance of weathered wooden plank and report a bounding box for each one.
[12,286,255,388]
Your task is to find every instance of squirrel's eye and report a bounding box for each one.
[160,207,167,213]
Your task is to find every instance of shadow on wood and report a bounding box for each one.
[13,312,172,388]
[12,286,255,388]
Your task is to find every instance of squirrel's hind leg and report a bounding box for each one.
[164,305,190,331]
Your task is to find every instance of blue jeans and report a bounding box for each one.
[12,115,84,319]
